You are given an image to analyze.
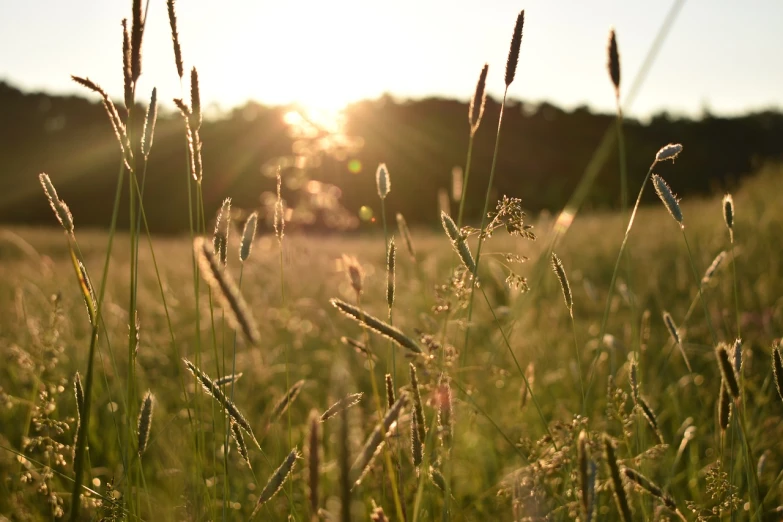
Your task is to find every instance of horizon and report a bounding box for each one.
[1,0,782,120]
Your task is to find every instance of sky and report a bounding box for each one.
[1,0,782,119]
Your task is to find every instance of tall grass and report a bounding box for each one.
[3,1,783,521]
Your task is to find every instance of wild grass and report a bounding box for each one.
[1,1,783,521]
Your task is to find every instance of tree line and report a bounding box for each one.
[1,81,780,234]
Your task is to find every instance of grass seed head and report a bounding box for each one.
[214,373,243,387]
[441,211,477,274]
[577,431,592,520]
[376,163,390,199]
[269,379,306,425]
[141,88,158,158]
[39,173,74,235]
[772,345,783,403]
[307,410,320,517]
[520,362,534,409]
[385,374,395,410]
[239,212,258,262]
[411,413,423,468]
[341,254,365,297]
[716,343,741,399]
[330,298,422,354]
[608,28,621,96]
[603,434,633,522]
[71,76,133,169]
[213,197,231,267]
[321,392,363,422]
[231,421,251,469]
[652,174,683,226]
[551,252,572,314]
[122,19,133,110]
[469,64,489,134]
[195,237,260,344]
[386,238,396,308]
[505,10,525,87]
[410,363,427,444]
[655,143,683,163]
[371,501,388,521]
[274,168,285,242]
[638,397,664,443]
[137,390,153,456]
[252,448,299,517]
[702,250,727,285]
[190,67,201,131]
[663,311,680,346]
[718,380,731,431]
[437,374,453,451]
[629,356,639,403]
[623,467,676,511]
[72,372,84,464]
[732,338,742,374]
[167,0,183,78]
[723,193,734,239]
[351,395,407,486]
[130,0,144,82]
[396,212,416,260]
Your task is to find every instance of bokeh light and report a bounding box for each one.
[358,205,373,221]
[348,159,362,174]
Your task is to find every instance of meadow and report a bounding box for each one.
[1,2,783,521]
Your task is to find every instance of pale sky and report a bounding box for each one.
[1,0,782,119]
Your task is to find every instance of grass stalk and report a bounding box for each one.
[69,160,125,521]
[461,89,508,363]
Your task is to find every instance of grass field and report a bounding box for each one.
[2,163,783,520]
[3,1,783,520]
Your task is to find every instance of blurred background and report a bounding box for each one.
[1,0,782,233]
